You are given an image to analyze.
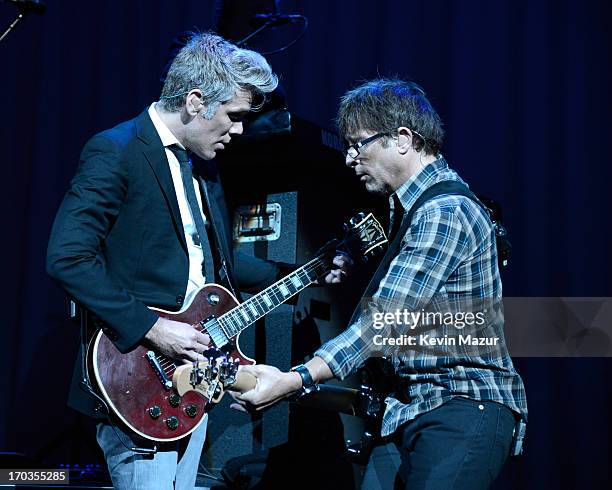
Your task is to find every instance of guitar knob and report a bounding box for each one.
[168,394,181,407]
[207,293,220,305]
[166,416,179,430]
[184,404,198,418]
[148,405,162,419]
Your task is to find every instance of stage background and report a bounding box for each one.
[1,0,610,488]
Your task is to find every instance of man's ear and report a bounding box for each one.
[185,89,205,116]
[396,127,413,154]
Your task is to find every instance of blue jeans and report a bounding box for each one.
[96,415,207,490]
[362,398,515,490]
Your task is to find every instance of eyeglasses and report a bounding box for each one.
[343,132,389,159]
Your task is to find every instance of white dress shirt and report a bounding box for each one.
[148,103,208,306]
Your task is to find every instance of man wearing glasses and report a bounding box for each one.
[236,78,528,489]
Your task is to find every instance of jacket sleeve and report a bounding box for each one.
[46,135,159,353]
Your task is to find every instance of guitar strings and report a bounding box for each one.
[214,256,327,338]
[148,220,383,379]
[151,258,326,376]
[151,254,329,376]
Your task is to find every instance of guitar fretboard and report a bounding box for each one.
[214,255,328,342]
[152,212,386,376]
[154,255,328,373]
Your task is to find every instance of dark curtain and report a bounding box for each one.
[1,0,610,488]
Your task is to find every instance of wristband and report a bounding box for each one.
[290,364,315,389]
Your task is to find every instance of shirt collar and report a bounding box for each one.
[390,155,449,213]
[147,102,185,150]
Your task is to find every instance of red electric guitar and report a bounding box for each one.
[87,212,387,442]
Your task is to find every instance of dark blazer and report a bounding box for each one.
[47,109,279,415]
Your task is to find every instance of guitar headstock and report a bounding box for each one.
[173,360,222,403]
[341,212,388,262]
[172,353,257,404]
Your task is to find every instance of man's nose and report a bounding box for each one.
[345,153,357,167]
[229,121,243,136]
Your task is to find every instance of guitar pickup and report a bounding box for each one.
[233,203,282,243]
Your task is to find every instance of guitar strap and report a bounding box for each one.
[348,180,486,325]
[195,170,243,302]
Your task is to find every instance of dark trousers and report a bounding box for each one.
[361,397,516,490]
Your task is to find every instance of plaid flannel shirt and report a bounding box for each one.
[315,157,528,441]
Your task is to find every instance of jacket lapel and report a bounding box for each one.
[135,110,187,252]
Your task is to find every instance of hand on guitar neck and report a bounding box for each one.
[143,317,211,363]
[321,254,353,284]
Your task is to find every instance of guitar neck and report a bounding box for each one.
[217,254,328,339]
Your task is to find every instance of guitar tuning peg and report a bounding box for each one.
[348,212,366,227]
[363,244,385,262]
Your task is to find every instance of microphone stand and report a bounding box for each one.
[0,1,46,44]
[0,9,25,44]
[235,13,308,54]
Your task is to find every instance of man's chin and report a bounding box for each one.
[364,181,383,195]
[205,144,228,160]
[194,149,216,161]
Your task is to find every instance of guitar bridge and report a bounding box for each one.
[145,351,173,390]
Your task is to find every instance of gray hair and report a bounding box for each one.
[159,32,278,119]
[337,78,444,155]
